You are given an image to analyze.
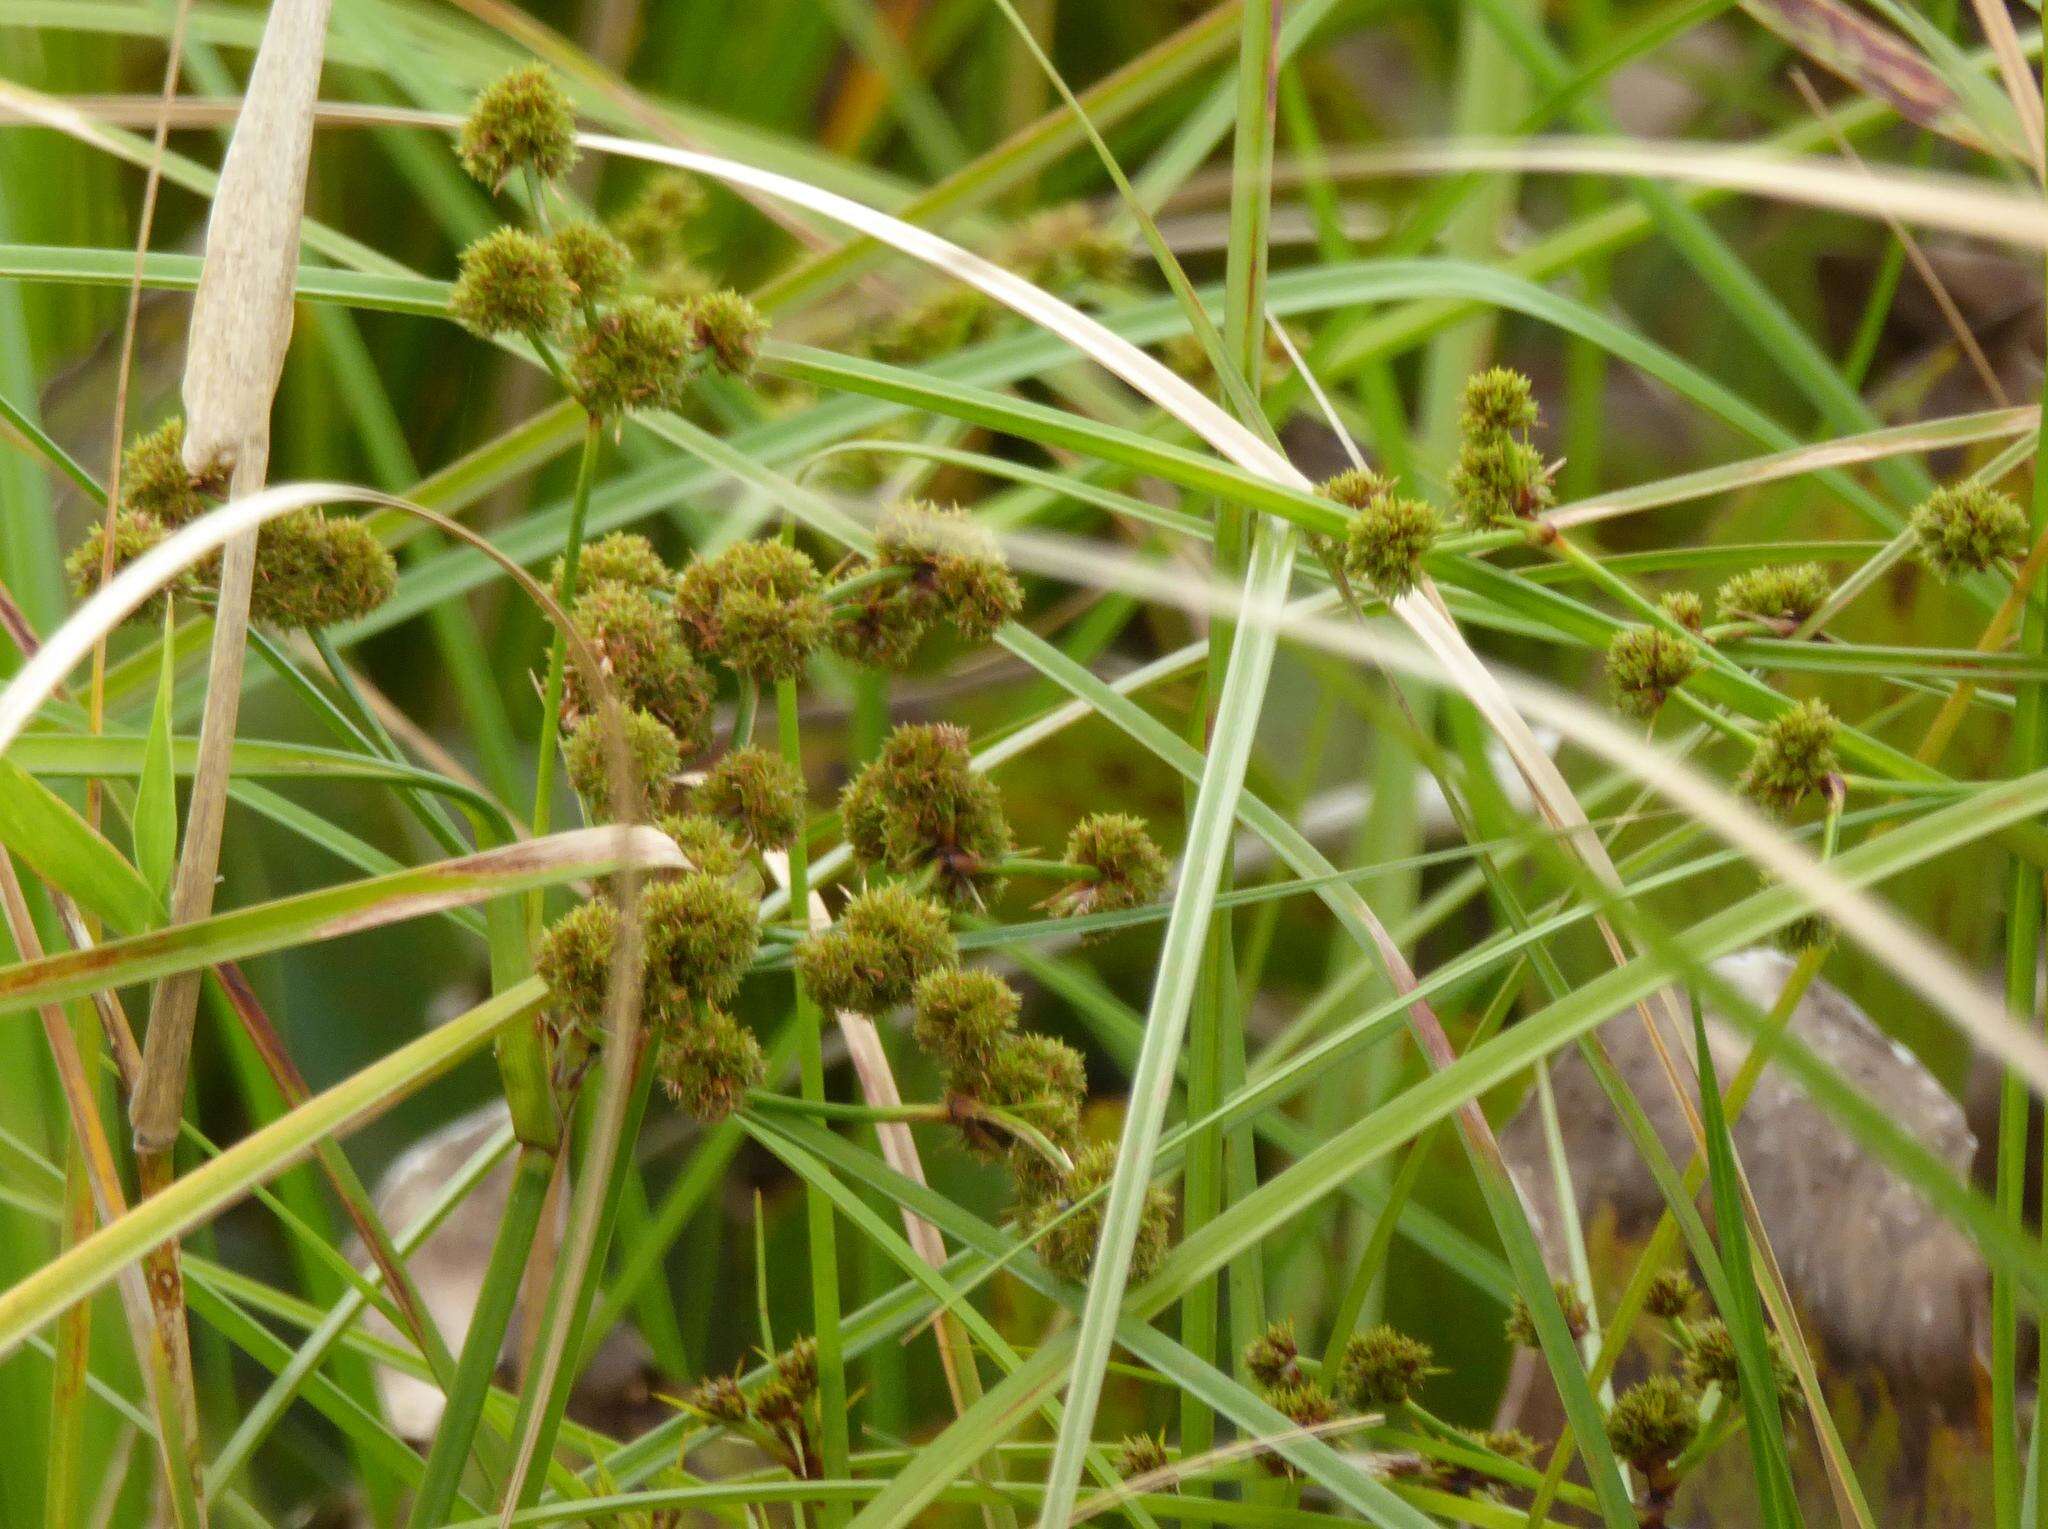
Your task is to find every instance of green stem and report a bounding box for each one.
[529,417,604,895]
[781,674,852,1525]
[732,677,760,750]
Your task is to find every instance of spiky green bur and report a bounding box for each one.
[674,540,826,682]
[1048,812,1168,921]
[1660,588,1705,633]
[970,1031,1085,1160]
[612,171,707,277]
[1607,625,1699,718]
[683,1371,749,1425]
[1741,699,1838,814]
[1243,1319,1302,1389]
[1472,1428,1536,1467]
[120,417,227,524]
[1319,467,1393,512]
[1339,493,1439,598]
[838,722,1012,904]
[1912,481,2028,579]
[570,296,693,417]
[794,883,957,1015]
[1115,1434,1170,1482]
[695,746,805,849]
[250,513,397,628]
[1605,1376,1698,1469]
[682,289,766,377]
[565,582,713,746]
[1505,1280,1590,1348]
[1001,203,1129,290]
[874,500,1024,643]
[458,63,578,188]
[831,582,931,669]
[564,707,682,817]
[1026,1140,1173,1283]
[451,228,572,338]
[1253,1381,1336,1476]
[657,1008,766,1121]
[776,1336,819,1397]
[1337,1324,1435,1409]
[1449,368,1552,528]
[66,511,182,619]
[553,531,668,597]
[536,867,757,1036]
[1645,1268,1698,1319]
[911,967,1020,1090]
[549,219,629,305]
[656,813,749,880]
[1680,1318,1799,1412]
[1715,562,1831,626]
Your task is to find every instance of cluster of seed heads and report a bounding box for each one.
[1316,466,1441,600]
[68,419,397,629]
[1449,368,1554,529]
[831,501,1026,668]
[681,1337,824,1478]
[449,66,764,417]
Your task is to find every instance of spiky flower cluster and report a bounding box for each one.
[693,746,805,850]
[67,419,394,630]
[1716,562,1830,629]
[1505,1280,1591,1348]
[795,883,958,1016]
[1740,699,1838,815]
[1604,1375,1698,1471]
[564,706,682,818]
[451,66,763,417]
[565,580,713,745]
[913,967,1084,1161]
[1660,589,1705,633]
[1912,481,2028,580]
[1336,1324,1437,1410]
[613,173,709,301]
[1115,1434,1171,1483]
[840,723,1013,904]
[1449,368,1553,529]
[1606,625,1698,719]
[1043,812,1168,924]
[1677,1318,1800,1414]
[1320,469,1440,599]
[1645,1268,1698,1319]
[1244,1320,1302,1388]
[1027,1140,1174,1283]
[830,502,1024,668]
[682,1338,824,1478]
[674,540,828,682]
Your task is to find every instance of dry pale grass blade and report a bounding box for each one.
[989,527,2048,1100]
[1963,0,2046,182]
[136,0,334,1156]
[1742,0,2025,160]
[1293,137,2048,248]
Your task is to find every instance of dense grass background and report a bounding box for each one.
[3,0,2048,1524]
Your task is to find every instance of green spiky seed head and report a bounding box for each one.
[1115,1434,1170,1482]
[683,289,766,377]
[875,501,1023,644]
[751,1377,802,1427]
[1028,1141,1172,1283]
[1318,467,1393,513]
[612,172,707,274]
[249,512,398,628]
[838,722,1012,904]
[554,531,668,598]
[1474,1428,1537,1466]
[674,541,826,682]
[1680,1319,1799,1412]
[794,884,957,1015]
[1341,494,1439,598]
[1243,1320,1301,1389]
[911,967,1020,1092]
[66,511,185,620]
[656,813,749,880]
[1338,1324,1435,1409]
[458,64,578,189]
[1716,563,1831,627]
[1605,1376,1698,1469]
[550,220,629,304]
[570,296,694,417]
[1660,589,1705,633]
[536,896,621,1036]
[1505,1280,1590,1348]
[1001,203,1128,290]
[1450,435,1552,529]
[979,1032,1085,1156]
[695,746,804,849]
[120,417,227,524]
[776,1336,819,1399]
[1256,1380,1336,1477]
[643,872,760,1013]
[567,581,714,743]
[1645,1268,1698,1320]
[1461,366,1540,436]
[1049,812,1168,921]
[682,1371,749,1425]
[1741,699,1838,814]
[564,707,681,819]
[1912,482,2028,579]
[451,227,572,338]
[1606,626,1698,719]
[656,1008,765,1121]
[831,584,930,669]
